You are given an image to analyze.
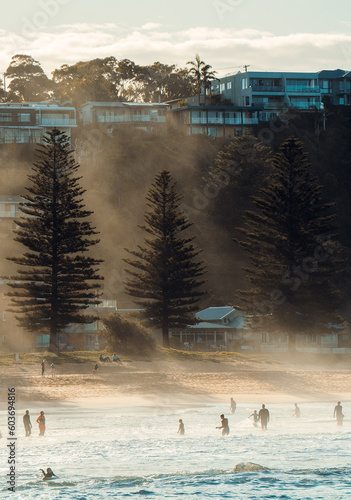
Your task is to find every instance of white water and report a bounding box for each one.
[1,402,351,499]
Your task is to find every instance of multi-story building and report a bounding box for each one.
[217,70,324,111]
[80,101,168,134]
[0,102,77,144]
[318,69,351,106]
[167,96,261,138]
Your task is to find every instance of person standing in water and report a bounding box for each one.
[216,414,230,435]
[230,398,237,414]
[23,410,32,437]
[36,411,46,436]
[249,410,259,426]
[178,419,185,435]
[258,404,270,430]
[293,403,301,418]
[333,401,344,426]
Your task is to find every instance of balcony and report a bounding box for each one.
[286,86,320,93]
[251,85,284,92]
[40,119,76,126]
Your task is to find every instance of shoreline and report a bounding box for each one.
[1,357,351,410]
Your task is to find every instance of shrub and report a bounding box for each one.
[101,313,156,356]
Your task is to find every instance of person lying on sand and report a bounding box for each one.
[40,468,56,480]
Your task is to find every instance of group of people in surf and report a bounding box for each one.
[23,410,46,437]
[177,401,345,436]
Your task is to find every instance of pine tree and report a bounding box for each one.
[124,170,207,347]
[7,129,103,351]
[237,137,342,348]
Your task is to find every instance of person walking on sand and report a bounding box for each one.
[216,414,230,436]
[41,359,46,377]
[23,410,32,437]
[36,411,46,436]
[293,403,301,418]
[178,419,185,435]
[258,404,270,430]
[230,398,237,414]
[51,363,55,377]
[333,401,344,426]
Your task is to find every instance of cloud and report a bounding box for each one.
[1,25,351,76]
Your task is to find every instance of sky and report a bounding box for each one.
[1,0,351,77]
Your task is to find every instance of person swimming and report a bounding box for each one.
[40,468,56,480]
[178,419,185,435]
[216,414,230,436]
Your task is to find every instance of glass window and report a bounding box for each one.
[0,113,12,122]
[18,113,31,122]
[227,81,232,90]
[36,334,50,347]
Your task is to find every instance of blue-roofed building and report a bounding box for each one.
[169,306,261,351]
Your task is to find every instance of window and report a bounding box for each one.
[2,312,5,321]
[339,97,345,105]
[227,81,232,90]
[2,335,6,344]
[220,83,225,92]
[245,96,250,106]
[18,113,31,122]
[36,334,50,348]
[0,113,12,122]
[242,78,248,89]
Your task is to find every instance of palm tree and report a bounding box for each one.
[187,54,216,105]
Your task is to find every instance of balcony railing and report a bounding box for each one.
[0,210,20,218]
[41,119,76,126]
[286,86,320,93]
[251,85,284,92]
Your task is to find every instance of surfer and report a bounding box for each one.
[230,398,237,414]
[36,411,46,436]
[178,419,185,435]
[23,410,32,437]
[333,401,344,426]
[216,414,230,436]
[258,404,270,430]
[293,403,301,418]
[248,410,259,426]
[40,468,56,480]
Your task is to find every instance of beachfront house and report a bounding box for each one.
[170,306,250,351]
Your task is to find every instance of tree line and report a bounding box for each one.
[6,128,344,351]
[0,53,217,106]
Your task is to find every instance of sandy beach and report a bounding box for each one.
[1,354,351,409]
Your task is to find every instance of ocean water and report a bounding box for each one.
[1,401,351,499]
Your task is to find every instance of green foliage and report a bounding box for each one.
[124,170,207,346]
[5,54,53,102]
[237,136,343,341]
[101,313,156,355]
[7,129,103,350]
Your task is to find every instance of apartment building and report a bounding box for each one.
[0,102,77,144]
[167,97,261,138]
[217,70,324,111]
[80,101,168,134]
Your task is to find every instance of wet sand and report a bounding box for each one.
[1,356,351,409]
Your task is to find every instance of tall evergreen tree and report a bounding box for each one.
[237,137,342,348]
[124,170,207,347]
[7,129,103,351]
